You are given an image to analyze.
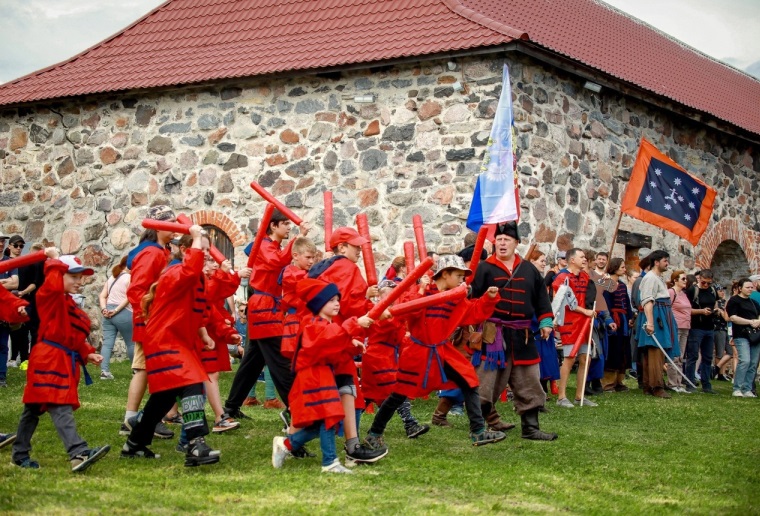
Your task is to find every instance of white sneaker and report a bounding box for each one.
[7,360,17,368]
[733,390,744,397]
[556,398,575,408]
[674,387,687,393]
[743,391,757,398]
[321,458,353,474]
[271,436,289,468]
[100,371,114,380]
[574,398,598,407]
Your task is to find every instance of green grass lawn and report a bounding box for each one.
[1,360,758,515]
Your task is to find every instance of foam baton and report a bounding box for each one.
[466,225,489,284]
[403,241,416,276]
[367,256,434,320]
[355,213,377,286]
[247,203,276,269]
[389,284,468,318]
[412,214,428,261]
[569,302,596,359]
[141,219,191,234]
[250,181,303,226]
[0,250,47,275]
[176,214,226,264]
[324,191,333,252]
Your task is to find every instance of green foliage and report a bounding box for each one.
[0,362,757,514]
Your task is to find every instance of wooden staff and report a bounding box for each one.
[355,213,377,286]
[403,241,415,276]
[141,219,191,234]
[389,284,468,317]
[176,214,226,264]
[412,214,428,261]
[324,191,333,253]
[0,250,47,275]
[466,225,489,284]
[607,209,624,258]
[368,256,434,320]
[246,203,276,269]
[577,302,597,405]
[250,181,303,226]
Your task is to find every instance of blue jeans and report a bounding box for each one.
[101,305,134,373]
[0,326,9,380]
[685,328,714,390]
[289,422,337,467]
[733,338,760,393]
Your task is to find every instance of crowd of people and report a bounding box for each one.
[0,209,758,474]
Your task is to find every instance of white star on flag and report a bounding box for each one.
[692,187,700,195]
[673,178,681,186]
[655,168,662,175]
[645,195,652,202]
[684,214,691,221]
[688,202,695,209]
[664,204,672,210]
[678,195,684,202]
[649,181,656,188]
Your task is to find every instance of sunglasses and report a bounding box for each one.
[10,243,24,249]
[699,280,713,286]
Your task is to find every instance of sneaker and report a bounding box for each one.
[702,389,718,395]
[224,408,252,420]
[743,391,758,398]
[470,430,507,447]
[213,416,240,433]
[118,417,135,436]
[321,458,353,474]
[684,385,697,393]
[556,397,575,409]
[6,360,17,368]
[347,441,388,463]
[271,436,290,468]
[263,398,285,410]
[121,442,161,459]
[279,409,291,429]
[175,442,189,453]
[99,371,114,380]
[574,398,598,407]
[716,374,729,382]
[71,445,111,472]
[12,457,40,469]
[162,413,183,425]
[153,421,175,440]
[291,446,316,459]
[678,387,692,394]
[0,433,16,449]
[242,397,260,407]
[449,405,464,416]
[405,423,430,439]
[185,437,220,467]
[733,390,744,397]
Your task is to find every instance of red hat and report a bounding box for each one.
[329,227,367,249]
[297,278,341,315]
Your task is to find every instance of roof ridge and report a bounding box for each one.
[440,0,528,41]
[594,0,760,85]
[2,0,172,87]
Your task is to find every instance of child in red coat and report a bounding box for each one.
[362,279,428,438]
[121,226,220,467]
[365,254,506,450]
[12,248,110,471]
[272,278,373,473]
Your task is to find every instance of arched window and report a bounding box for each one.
[202,224,234,266]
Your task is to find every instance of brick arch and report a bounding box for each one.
[695,218,759,273]
[186,210,247,247]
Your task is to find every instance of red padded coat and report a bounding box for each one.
[247,237,294,340]
[127,244,169,343]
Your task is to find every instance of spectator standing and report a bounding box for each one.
[13,242,45,367]
[0,234,14,387]
[684,269,719,394]
[6,236,29,366]
[713,285,731,381]
[97,256,133,380]
[725,278,760,398]
[666,270,690,393]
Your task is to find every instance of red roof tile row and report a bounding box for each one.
[1,0,759,136]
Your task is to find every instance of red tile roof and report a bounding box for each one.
[1,0,759,136]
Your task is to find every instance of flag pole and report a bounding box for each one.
[607,209,624,258]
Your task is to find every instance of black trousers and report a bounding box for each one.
[224,336,293,412]
[370,362,485,435]
[129,383,206,447]
[9,324,30,363]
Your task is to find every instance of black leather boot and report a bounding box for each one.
[520,408,558,441]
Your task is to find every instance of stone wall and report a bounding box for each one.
[1,52,759,345]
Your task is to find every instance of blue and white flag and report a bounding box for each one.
[466,64,518,233]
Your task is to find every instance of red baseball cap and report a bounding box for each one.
[329,227,368,248]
